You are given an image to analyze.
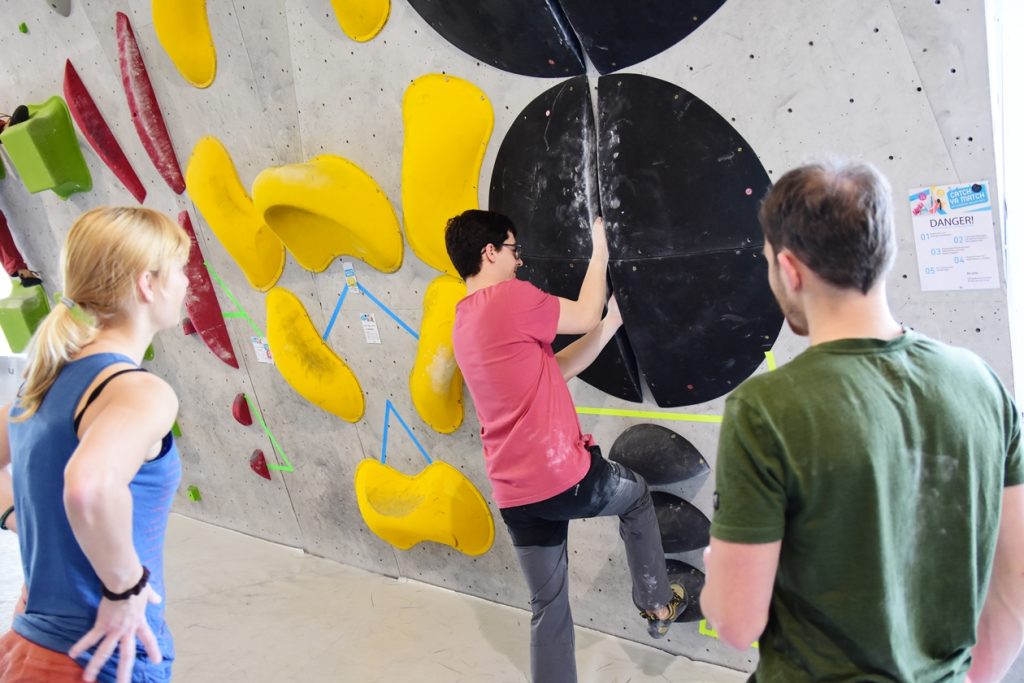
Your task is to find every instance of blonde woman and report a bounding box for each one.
[0,207,190,683]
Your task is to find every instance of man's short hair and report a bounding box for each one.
[445,209,517,280]
[758,159,896,294]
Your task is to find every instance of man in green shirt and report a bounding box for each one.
[700,160,1024,682]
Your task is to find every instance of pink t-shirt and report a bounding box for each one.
[453,278,592,508]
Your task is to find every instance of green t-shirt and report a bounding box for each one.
[712,331,1024,683]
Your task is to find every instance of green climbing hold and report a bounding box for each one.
[0,95,91,199]
[18,23,28,34]
[0,280,51,354]
[144,344,155,361]
[186,485,202,502]
[172,420,182,437]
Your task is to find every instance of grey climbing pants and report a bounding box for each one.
[499,446,671,683]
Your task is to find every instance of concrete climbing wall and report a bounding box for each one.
[0,0,1012,674]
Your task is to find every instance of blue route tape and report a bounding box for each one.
[380,400,392,464]
[358,285,419,340]
[323,285,349,340]
[380,399,432,465]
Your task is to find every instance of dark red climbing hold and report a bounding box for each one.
[182,317,196,336]
[232,393,253,426]
[249,449,271,480]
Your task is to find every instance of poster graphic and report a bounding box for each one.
[909,181,999,291]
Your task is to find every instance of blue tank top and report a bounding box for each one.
[8,353,180,683]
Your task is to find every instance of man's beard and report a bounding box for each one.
[786,314,809,337]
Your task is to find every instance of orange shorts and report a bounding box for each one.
[0,630,84,682]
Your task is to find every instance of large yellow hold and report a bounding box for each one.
[410,275,465,433]
[266,287,364,422]
[355,459,494,556]
[252,155,402,274]
[186,136,284,291]
[402,74,493,276]
[152,0,216,88]
[329,0,390,42]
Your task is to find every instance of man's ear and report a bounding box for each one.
[137,270,156,304]
[481,243,497,265]
[776,249,803,293]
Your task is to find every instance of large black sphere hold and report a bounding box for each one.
[609,424,709,486]
[652,491,710,553]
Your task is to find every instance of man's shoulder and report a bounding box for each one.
[726,352,817,406]
[905,332,1001,385]
[455,279,550,329]
[470,278,546,304]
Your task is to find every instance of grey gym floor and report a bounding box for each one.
[0,514,743,682]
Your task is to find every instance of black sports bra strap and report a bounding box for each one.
[73,367,148,434]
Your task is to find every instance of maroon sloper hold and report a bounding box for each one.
[179,211,239,368]
[63,59,147,203]
[250,449,272,480]
[232,393,253,426]
[116,11,185,194]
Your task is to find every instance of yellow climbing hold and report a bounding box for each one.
[355,459,494,556]
[402,74,493,276]
[266,287,365,422]
[410,274,465,433]
[329,0,390,42]
[152,0,216,88]
[186,136,284,291]
[252,155,402,274]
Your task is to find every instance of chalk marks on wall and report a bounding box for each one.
[488,75,643,402]
[409,275,466,434]
[600,74,781,406]
[491,74,783,407]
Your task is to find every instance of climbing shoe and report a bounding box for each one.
[16,269,42,287]
[641,582,686,639]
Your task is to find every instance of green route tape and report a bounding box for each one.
[244,394,293,472]
[575,406,723,423]
[205,262,264,337]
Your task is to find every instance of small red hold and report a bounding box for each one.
[182,317,197,335]
[232,393,253,426]
[249,449,271,480]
